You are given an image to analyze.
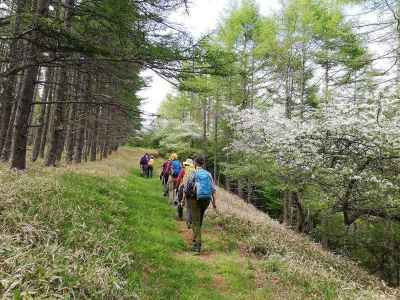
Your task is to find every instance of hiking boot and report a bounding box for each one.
[191,243,201,254]
[186,221,192,229]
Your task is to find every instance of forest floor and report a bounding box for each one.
[0,147,399,299]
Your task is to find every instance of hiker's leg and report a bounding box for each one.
[186,197,192,226]
[199,199,210,227]
[163,175,168,196]
[169,179,173,202]
[191,199,201,246]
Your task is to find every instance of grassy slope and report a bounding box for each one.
[0,147,398,299]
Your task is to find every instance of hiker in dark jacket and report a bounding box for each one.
[184,156,217,253]
[160,159,171,196]
[139,153,150,177]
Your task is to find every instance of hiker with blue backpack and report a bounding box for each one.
[169,153,182,202]
[184,156,217,253]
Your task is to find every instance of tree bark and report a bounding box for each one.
[89,106,99,161]
[0,0,26,155]
[9,0,50,169]
[44,0,74,166]
[32,68,52,162]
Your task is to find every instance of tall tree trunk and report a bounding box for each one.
[1,101,17,161]
[282,191,289,225]
[44,0,74,166]
[32,68,52,162]
[0,0,26,155]
[293,192,305,232]
[73,103,86,163]
[45,67,67,166]
[10,59,39,169]
[202,100,207,142]
[39,79,55,159]
[89,106,99,161]
[213,96,219,182]
[65,103,76,163]
[74,74,90,163]
[9,0,50,169]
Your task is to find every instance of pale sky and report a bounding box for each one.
[139,0,281,118]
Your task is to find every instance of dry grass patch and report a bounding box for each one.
[0,149,150,299]
[210,188,400,299]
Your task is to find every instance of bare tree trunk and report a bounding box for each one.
[65,103,76,163]
[45,0,74,167]
[9,0,50,169]
[293,192,305,233]
[39,79,55,159]
[10,61,38,169]
[202,100,207,142]
[73,103,86,163]
[282,191,289,225]
[0,0,26,155]
[89,106,99,161]
[1,101,17,161]
[32,68,52,162]
[74,73,90,163]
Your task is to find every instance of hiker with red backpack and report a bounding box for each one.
[160,158,171,196]
[184,156,217,254]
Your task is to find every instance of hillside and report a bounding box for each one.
[0,147,399,299]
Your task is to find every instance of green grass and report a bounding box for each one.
[52,167,279,299]
[56,169,215,299]
[2,154,265,299]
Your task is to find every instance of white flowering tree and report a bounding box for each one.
[230,98,400,228]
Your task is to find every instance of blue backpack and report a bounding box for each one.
[171,160,181,178]
[194,169,213,200]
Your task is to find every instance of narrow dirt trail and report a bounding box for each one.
[175,219,231,293]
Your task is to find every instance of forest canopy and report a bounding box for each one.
[0,0,191,169]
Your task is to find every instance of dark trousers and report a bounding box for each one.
[140,164,148,177]
[186,197,192,225]
[191,198,210,246]
[162,175,169,196]
[147,166,153,178]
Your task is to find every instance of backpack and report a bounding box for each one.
[171,160,181,178]
[194,169,213,200]
[162,161,170,174]
[140,156,148,165]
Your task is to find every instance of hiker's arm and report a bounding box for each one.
[211,176,217,209]
[212,192,217,209]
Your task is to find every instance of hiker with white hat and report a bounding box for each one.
[177,158,195,226]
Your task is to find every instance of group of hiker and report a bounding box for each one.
[159,153,217,254]
[139,153,155,178]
